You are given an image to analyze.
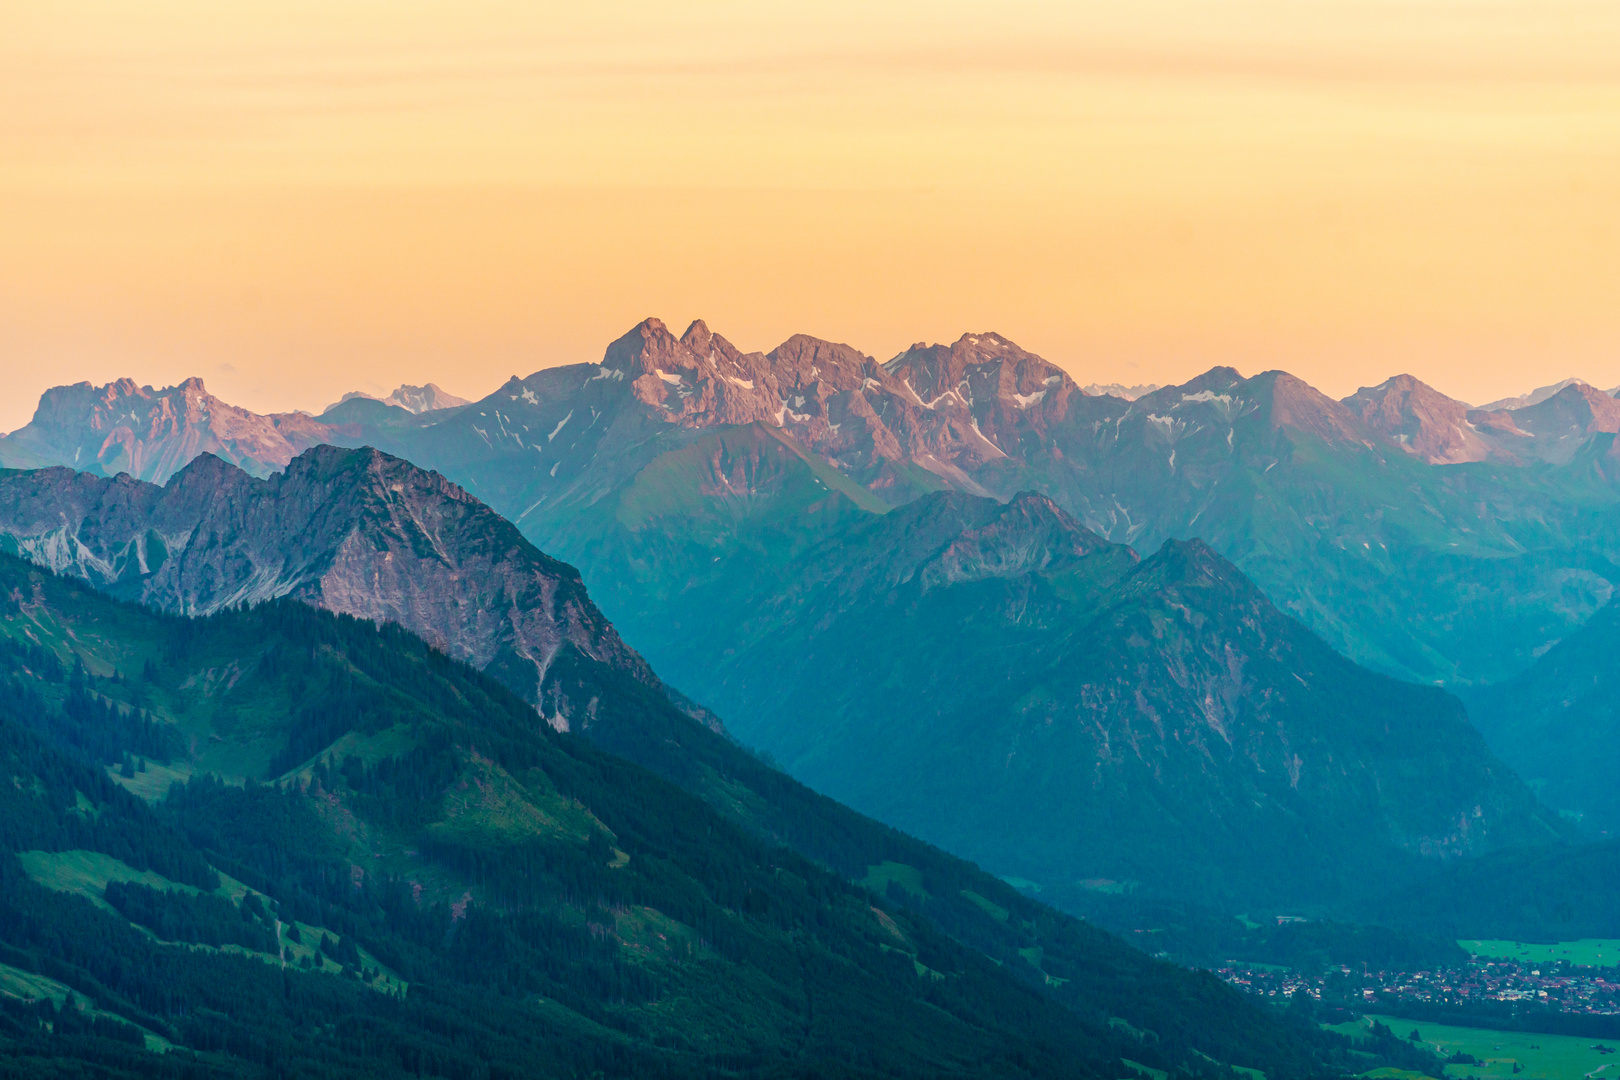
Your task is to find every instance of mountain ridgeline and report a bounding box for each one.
[0,446,660,711]
[0,551,1366,1079]
[9,323,1620,687]
[532,453,1566,907]
[0,440,1567,912]
[286,319,1620,688]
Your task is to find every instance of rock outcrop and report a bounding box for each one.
[1343,374,1497,464]
[0,445,657,711]
[3,377,352,484]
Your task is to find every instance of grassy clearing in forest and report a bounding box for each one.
[1360,1014,1620,1080]
[1461,941,1620,968]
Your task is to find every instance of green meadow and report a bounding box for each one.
[1462,941,1620,968]
[1361,1015,1620,1080]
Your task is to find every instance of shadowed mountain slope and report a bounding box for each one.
[1464,597,1620,835]
[0,551,1361,1080]
[531,452,1565,908]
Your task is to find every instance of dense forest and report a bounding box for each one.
[0,553,1409,1078]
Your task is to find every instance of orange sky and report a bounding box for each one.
[3,1,1619,431]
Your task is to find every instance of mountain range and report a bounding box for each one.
[0,440,1568,913]
[117,316,1610,689]
[1475,378,1620,413]
[0,533,1367,1079]
[327,382,469,415]
[0,377,465,486]
[6,325,1613,893]
[518,434,1566,906]
[3,324,1617,1073]
[10,323,1620,687]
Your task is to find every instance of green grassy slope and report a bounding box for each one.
[0,552,1370,1080]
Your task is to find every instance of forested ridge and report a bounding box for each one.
[0,553,1381,1078]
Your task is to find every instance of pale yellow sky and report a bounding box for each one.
[3,1,1619,430]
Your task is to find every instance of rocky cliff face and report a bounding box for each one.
[4,377,353,484]
[1464,382,1620,465]
[0,445,658,711]
[1343,374,1497,465]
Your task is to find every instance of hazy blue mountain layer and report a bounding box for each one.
[0,551,1364,1079]
[317,325,1620,687]
[3,432,1567,909]
[1463,597,1620,834]
[513,428,1564,907]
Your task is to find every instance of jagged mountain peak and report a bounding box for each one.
[469,318,1090,508]
[1133,366,1245,409]
[1541,380,1620,419]
[885,330,1067,379]
[1183,364,1245,388]
[1462,381,1620,465]
[1353,372,1427,395]
[913,489,1121,587]
[677,317,721,355]
[0,444,658,710]
[898,487,1103,545]
[1342,373,1493,464]
[949,330,1042,360]
[5,376,349,485]
[880,332,1079,436]
[767,333,876,375]
[1513,381,1620,436]
[1245,369,1381,445]
[1148,534,1230,576]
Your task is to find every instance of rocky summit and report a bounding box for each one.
[3,377,350,484]
[0,445,656,711]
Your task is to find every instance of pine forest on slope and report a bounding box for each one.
[0,550,1371,1080]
